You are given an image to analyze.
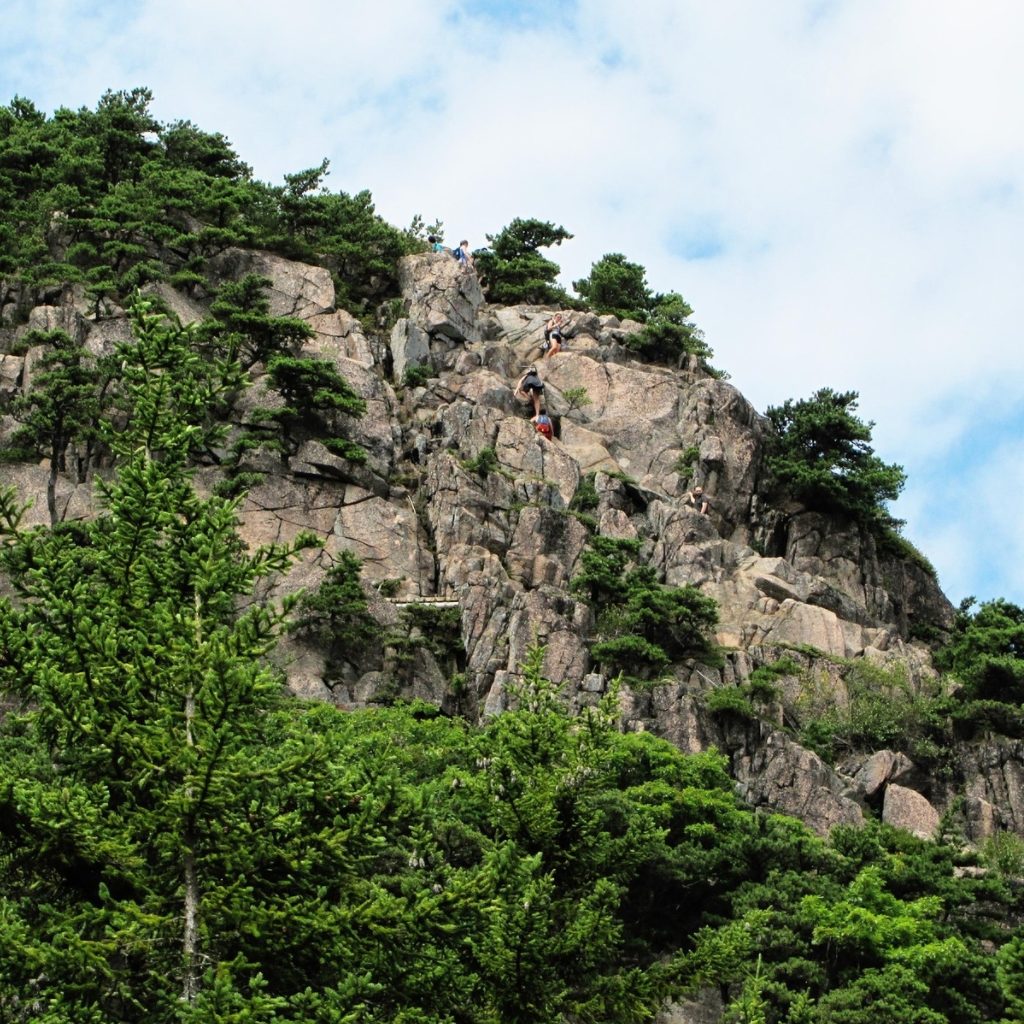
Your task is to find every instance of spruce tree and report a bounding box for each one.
[0,297,318,1015]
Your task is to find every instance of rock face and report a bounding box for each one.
[2,246,1018,846]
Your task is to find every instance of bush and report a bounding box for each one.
[402,362,432,388]
[935,598,1024,704]
[573,253,651,321]
[461,446,499,478]
[571,536,720,680]
[796,660,948,764]
[980,832,1024,877]
[706,686,757,720]
[290,551,377,649]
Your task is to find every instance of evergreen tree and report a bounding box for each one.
[474,217,573,305]
[0,328,106,524]
[573,252,652,321]
[765,387,906,529]
[0,297,319,1015]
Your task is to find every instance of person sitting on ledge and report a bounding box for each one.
[684,485,711,515]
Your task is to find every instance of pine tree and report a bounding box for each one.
[1,327,106,525]
[0,297,319,1016]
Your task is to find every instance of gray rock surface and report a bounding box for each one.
[2,244,1017,846]
[882,783,941,839]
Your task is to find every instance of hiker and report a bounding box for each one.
[541,312,566,358]
[514,365,545,417]
[452,239,473,270]
[684,485,711,515]
[532,408,554,441]
[428,234,446,254]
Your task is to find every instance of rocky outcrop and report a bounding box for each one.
[2,244,1016,847]
[396,252,484,343]
[732,727,864,835]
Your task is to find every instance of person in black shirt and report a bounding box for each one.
[515,366,545,417]
[684,485,711,515]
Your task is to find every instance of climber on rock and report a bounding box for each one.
[532,407,554,441]
[541,311,566,358]
[514,366,545,417]
[452,240,473,271]
[684,485,711,515]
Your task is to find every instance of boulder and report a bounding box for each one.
[397,252,484,342]
[882,784,940,840]
[733,728,864,835]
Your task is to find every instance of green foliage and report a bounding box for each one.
[402,362,432,388]
[0,299,321,1015]
[571,536,720,680]
[706,686,757,720]
[796,660,947,766]
[569,471,600,513]
[260,353,368,462]
[386,603,465,687]
[2,88,1023,1024]
[741,657,802,706]
[403,212,444,249]
[0,91,407,317]
[461,445,499,478]
[705,661,792,721]
[674,444,701,483]
[628,292,716,369]
[765,387,906,530]
[573,252,652,321]
[936,598,1024,705]
[562,385,592,411]
[692,821,1017,1024]
[980,831,1024,878]
[198,273,313,370]
[0,328,107,524]
[996,935,1024,1023]
[473,217,573,304]
[290,550,377,652]
[572,256,714,369]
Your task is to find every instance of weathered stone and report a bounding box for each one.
[853,750,917,798]
[397,252,484,342]
[733,728,864,835]
[656,988,725,1024]
[390,318,431,383]
[208,247,336,319]
[882,784,940,840]
[3,248,995,844]
[307,308,374,365]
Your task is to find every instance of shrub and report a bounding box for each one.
[571,535,720,680]
[402,362,432,388]
[980,832,1024,877]
[573,252,651,321]
[461,446,499,478]
[290,551,377,649]
[569,472,599,513]
[706,686,756,720]
[796,660,949,764]
[562,386,592,412]
[674,445,701,482]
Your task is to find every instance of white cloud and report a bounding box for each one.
[3,0,1024,604]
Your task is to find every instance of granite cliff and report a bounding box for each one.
[3,247,1020,845]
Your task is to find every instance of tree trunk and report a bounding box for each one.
[182,589,201,1002]
[182,839,200,1003]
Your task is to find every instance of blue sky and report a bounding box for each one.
[3,0,1023,608]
